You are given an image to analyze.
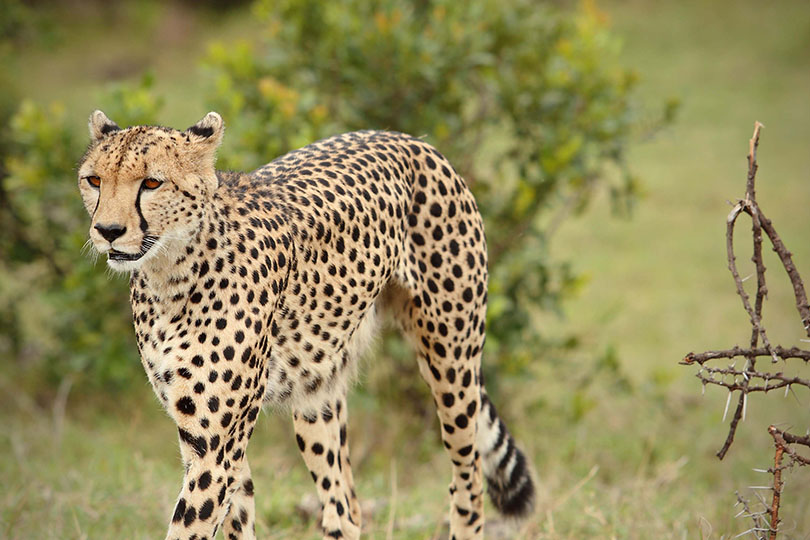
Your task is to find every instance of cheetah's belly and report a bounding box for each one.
[263,304,379,412]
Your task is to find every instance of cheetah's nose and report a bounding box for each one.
[95,223,127,243]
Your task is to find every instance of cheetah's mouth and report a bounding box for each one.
[107,235,159,262]
[108,249,144,261]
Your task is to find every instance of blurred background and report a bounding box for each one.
[1,0,809,538]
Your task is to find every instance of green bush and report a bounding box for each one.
[0,1,670,406]
[204,0,669,386]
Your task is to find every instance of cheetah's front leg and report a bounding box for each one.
[164,441,238,540]
[293,395,361,540]
[164,394,263,540]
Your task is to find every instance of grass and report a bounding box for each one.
[3,0,810,538]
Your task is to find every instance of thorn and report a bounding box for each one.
[742,392,748,421]
[723,391,732,422]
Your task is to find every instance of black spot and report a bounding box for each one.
[183,505,197,527]
[198,499,214,520]
[172,498,186,523]
[176,396,196,415]
[433,342,446,358]
[462,370,472,387]
[198,471,212,490]
[179,429,208,458]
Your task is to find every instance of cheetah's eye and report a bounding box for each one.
[142,177,163,190]
[85,175,101,188]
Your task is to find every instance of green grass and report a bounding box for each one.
[3,0,810,538]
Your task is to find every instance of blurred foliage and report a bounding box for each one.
[0,0,57,46]
[1,0,671,405]
[204,0,672,399]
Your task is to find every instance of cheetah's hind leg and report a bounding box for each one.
[220,461,256,539]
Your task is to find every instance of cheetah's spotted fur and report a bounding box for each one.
[78,111,535,539]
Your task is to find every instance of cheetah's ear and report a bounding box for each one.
[184,112,225,147]
[88,110,120,143]
[183,112,224,170]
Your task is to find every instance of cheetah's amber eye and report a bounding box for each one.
[86,175,101,188]
[142,177,163,190]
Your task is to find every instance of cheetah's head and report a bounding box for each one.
[78,111,224,272]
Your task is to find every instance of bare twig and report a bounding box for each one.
[690,365,810,393]
[735,491,768,540]
[745,122,763,200]
[768,435,783,540]
[682,346,810,365]
[726,202,774,360]
[769,426,810,467]
[755,212,810,338]
[682,122,810,537]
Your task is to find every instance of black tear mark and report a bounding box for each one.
[135,184,149,232]
[188,125,214,138]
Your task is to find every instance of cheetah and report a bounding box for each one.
[78,111,535,539]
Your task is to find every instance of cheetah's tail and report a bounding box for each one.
[476,390,536,518]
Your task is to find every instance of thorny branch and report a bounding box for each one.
[735,491,770,540]
[682,123,810,538]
